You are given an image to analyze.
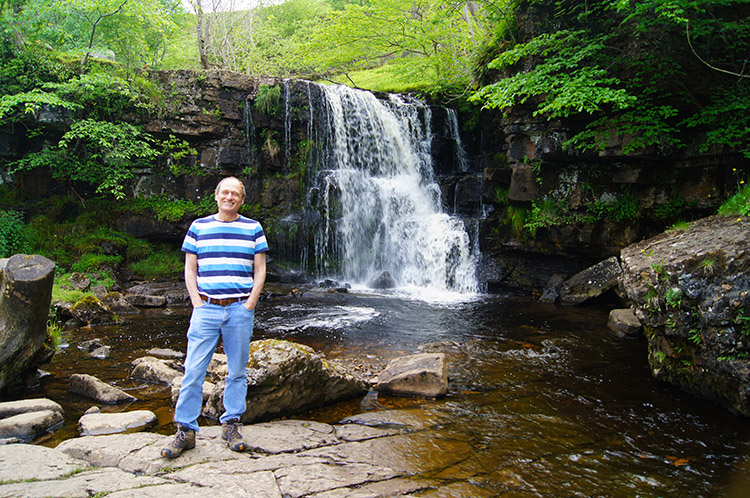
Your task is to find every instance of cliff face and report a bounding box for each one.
[619,215,750,416]
[2,69,747,291]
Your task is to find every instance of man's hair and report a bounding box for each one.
[215,176,246,198]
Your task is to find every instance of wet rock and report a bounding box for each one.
[203,339,369,423]
[0,255,56,393]
[70,295,117,324]
[148,347,185,359]
[131,356,182,385]
[69,373,137,404]
[607,308,643,339]
[0,409,64,441]
[369,271,396,289]
[539,273,566,304]
[78,338,112,359]
[376,353,448,397]
[559,256,622,305]
[78,410,157,436]
[619,215,750,416]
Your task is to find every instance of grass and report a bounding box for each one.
[718,183,750,217]
[128,248,184,279]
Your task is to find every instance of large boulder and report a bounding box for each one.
[0,255,56,393]
[131,356,183,385]
[376,353,448,397]
[204,339,369,423]
[619,215,750,416]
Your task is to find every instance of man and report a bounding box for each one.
[161,176,268,458]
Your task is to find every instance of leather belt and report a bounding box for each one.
[200,294,246,306]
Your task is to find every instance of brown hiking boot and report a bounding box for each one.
[221,418,247,452]
[160,424,196,458]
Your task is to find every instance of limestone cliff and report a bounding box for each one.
[619,215,750,415]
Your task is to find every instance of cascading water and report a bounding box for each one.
[306,84,479,296]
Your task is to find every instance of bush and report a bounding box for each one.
[0,210,30,258]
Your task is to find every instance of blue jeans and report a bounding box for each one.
[174,301,254,431]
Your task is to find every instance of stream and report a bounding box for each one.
[31,284,750,497]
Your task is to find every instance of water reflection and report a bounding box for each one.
[31,286,750,496]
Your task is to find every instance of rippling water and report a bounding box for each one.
[31,285,750,497]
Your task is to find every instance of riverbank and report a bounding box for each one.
[1,412,466,498]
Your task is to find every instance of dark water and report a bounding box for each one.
[29,285,750,497]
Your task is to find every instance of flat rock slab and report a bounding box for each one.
[26,414,459,497]
[0,443,88,482]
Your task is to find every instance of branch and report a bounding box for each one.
[686,21,750,79]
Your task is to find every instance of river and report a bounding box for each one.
[32,283,750,497]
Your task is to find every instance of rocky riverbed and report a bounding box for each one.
[1,411,480,498]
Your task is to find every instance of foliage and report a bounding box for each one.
[0,210,30,258]
[2,0,182,72]
[254,84,282,116]
[718,183,750,217]
[128,247,184,278]
[471,29,636,118]
[472,0,750,158]
[301,0,496,94]
[11,119,159,198]
[129,194,214,222]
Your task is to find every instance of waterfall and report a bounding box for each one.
[446,108,469,173]
[306,84,479,295]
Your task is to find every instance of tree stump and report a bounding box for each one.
[0,254,56,394]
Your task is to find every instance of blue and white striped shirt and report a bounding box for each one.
[181,215,269,299]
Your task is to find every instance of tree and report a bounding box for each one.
[471,0,750,157]
[299,0,498,93]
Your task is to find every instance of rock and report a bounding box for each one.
[131,356,182,385]
[125,294,167,307]
[0,254,56,393]
[508,163,539,202]
[78,410,157,436]
[78,338,112,359]
[539,273,566,304]
[0,398,63,419]
[68,272,91,291]
[0,409,64,441]
[70,295,117,324]
[203,339,369,423]
[91,283,108,298]
[49,414,439,495]
[0,443,88,482]
[607,308,643,339]
[619,215,750,416]
[558,256,622,305]
[148,347,185,359]
[170,376,215,406]
[70,373,138,404]
[376,353,448,397]
[101,291,139,313]
[368,271,396,289]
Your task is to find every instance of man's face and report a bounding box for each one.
[215,179,245,216]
